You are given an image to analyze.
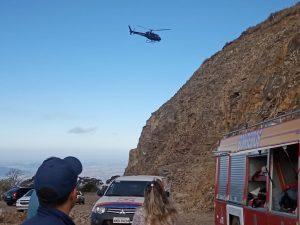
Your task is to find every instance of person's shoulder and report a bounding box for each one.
[134,206,146,218]
[135,206,144,213]
[21,215,65,225]
[21,217,39,225]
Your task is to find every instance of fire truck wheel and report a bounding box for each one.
[232,217,240,225]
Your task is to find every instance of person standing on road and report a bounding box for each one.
[132,180,177,225]
[21,156,82,225]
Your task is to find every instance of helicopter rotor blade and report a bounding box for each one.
[137,25,150,30]
[151,28,171,31]
[137,25,171,32]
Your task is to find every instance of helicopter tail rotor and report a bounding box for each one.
[128,25,133,35]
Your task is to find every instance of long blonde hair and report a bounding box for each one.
[143,180,177,225]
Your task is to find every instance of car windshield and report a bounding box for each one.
[23,189,34,197]
[105,181,149,197]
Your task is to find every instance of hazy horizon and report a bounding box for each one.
[0,151,128,182]
[0,147,130,161]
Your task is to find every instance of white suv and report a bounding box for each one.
[16,189,34,212]
[91,175,167,225]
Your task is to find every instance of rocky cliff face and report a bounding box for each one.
[125,3,300,212]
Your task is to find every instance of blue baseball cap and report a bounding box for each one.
[34,156,82,203]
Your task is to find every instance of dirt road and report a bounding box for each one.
[0,193,214,225]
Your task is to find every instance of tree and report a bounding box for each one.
[5,168,24,187]
[0,169,25,197]
[0,179,11,195]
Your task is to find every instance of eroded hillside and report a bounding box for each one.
[125,3,300,212]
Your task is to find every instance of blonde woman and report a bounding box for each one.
[132,180,177,225]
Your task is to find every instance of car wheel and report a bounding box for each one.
[7,202,13,206]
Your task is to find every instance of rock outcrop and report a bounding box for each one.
[125,3,300,212]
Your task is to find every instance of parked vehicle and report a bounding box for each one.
[76,191,85,204]
[214,110,300,225]
[3,187,33,206]
[91,175,168,225]
[16,189,34,211]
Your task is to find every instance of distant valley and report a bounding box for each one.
[0,159,126,182]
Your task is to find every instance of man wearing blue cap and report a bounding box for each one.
[21,156,82,225]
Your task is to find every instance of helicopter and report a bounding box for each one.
[128,25,170,43]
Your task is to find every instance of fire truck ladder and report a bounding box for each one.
[224,109,300,138]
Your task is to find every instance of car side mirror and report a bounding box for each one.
[97,186,108,197]
[97,189,103,197]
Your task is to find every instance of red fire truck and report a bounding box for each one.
[214,110,300,225]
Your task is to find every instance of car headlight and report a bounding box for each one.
[95,206,106,214]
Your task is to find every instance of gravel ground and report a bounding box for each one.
[0,193,214,225]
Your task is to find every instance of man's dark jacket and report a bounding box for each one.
[21,207,75,225]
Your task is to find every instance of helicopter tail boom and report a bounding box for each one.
[128,25,133,35]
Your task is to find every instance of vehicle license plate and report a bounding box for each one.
[113,217,130,224]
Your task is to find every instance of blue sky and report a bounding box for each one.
[0,0,298,162]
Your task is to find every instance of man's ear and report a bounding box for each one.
[70,188,77,201]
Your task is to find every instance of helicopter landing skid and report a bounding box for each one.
[146,40,156,43]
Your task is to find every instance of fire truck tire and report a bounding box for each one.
[232,217,240,225]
